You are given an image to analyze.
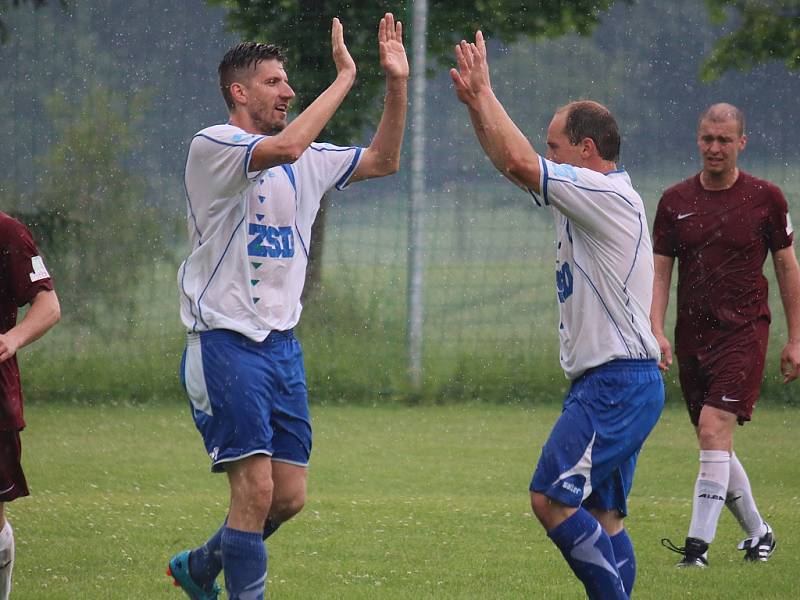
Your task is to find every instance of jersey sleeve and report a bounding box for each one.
[529,157,640,234]
[652,193,677,256]
[2,220,54,307]
[187,125,266,198]
[296,143,364,198]
[765,184,794,252]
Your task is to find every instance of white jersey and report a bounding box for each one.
[530,157,660,380]
[179,123,363,340]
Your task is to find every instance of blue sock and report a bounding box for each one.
[221,526,267,600]
[610,529,636,597]
[189,521,225,590]
[188,516,278,589]
[263,518,281,540]
[547,508,627,600]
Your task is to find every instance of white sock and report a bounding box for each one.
[688,450,730,544]
[726,452,767,538]
[0,520,14,600]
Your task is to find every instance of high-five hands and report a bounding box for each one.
[379,13,409,80]
[450,30,492,105]
[331,17,356,81]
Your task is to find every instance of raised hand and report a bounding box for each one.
[331,17,356,81]
[450,30,492,105]
[378,13,409,80]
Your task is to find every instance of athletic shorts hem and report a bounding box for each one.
[271,457,309,468]
[701,400,752,425]
[211,450,272,472]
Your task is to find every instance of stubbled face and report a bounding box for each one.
[545,112,583,166]
[240,59,295,135]
[697,117,746,180]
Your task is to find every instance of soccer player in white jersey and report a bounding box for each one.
[167,14,407,600]
[451,32,664,599]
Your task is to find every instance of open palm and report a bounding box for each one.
[379,13,409,79]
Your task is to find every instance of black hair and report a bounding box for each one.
[218,42,288,110]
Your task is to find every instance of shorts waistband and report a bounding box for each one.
[582,358,659,376]
[186,328,295,346]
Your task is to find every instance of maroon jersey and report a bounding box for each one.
[0,211,54,430]
[653,171,794,353]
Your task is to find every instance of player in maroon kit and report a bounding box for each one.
[651,103,800,568]
[0,211,60,599]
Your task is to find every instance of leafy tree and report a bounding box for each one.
[702,0,800,80]
[207,0,619,291]
[209,0,618,140]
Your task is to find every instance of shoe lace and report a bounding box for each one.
[661,538,686,555]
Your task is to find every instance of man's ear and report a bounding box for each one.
[581,137,597,158]
[229,81,247,105]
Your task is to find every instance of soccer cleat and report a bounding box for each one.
[661,536,709,568]
[167,550,220,600]
[738,522,776,562]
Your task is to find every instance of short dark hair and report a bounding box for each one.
[218,42,288,110]
[698,103,745,137]
[558,100,621,162]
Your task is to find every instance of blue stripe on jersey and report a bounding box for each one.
[335,147,363,190]
[278,164,309,260]
[183,149,203,244]
[178,260,201,333]
[244,137,265,181]
[196,214,246,328]
[280,164,296,192]
[541,156,550,205]
[309,143,358,153]
[572,257,633,358]
[621,212,650,355]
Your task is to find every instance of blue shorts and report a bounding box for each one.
[530,359,664,516]
[180,329,311,471]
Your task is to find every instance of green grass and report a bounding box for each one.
[8,401,800,598]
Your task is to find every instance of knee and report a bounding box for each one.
[232,476,274,519]
[271,489,306,522]
[530,492,551,526]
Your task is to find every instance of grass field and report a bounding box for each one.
[7,401,799,599]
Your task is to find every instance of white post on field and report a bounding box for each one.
[407,0,428,390]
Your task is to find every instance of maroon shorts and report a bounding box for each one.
[0,430,29,502]
[677,320,769,426]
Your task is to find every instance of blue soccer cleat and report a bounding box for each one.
[167,550,220,600]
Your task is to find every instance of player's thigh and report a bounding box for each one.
[703,321,768,424]
[677,353,707,426]
[270,461,307,514]
[182,330,275,470]
[530,392,597,508]
[268,334,312,467]
[0,430,28,503]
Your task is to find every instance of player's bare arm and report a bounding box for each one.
[450,30,541,193]
[250,18,356,171]
[773,245,800,383]
[651,253,674,372]
[0,290,60,364]
[350,13,408,182]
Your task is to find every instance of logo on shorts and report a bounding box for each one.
[209,447,219,461]
[677,212,695,220]
[721,395,740,402]
[562,480,582,495]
